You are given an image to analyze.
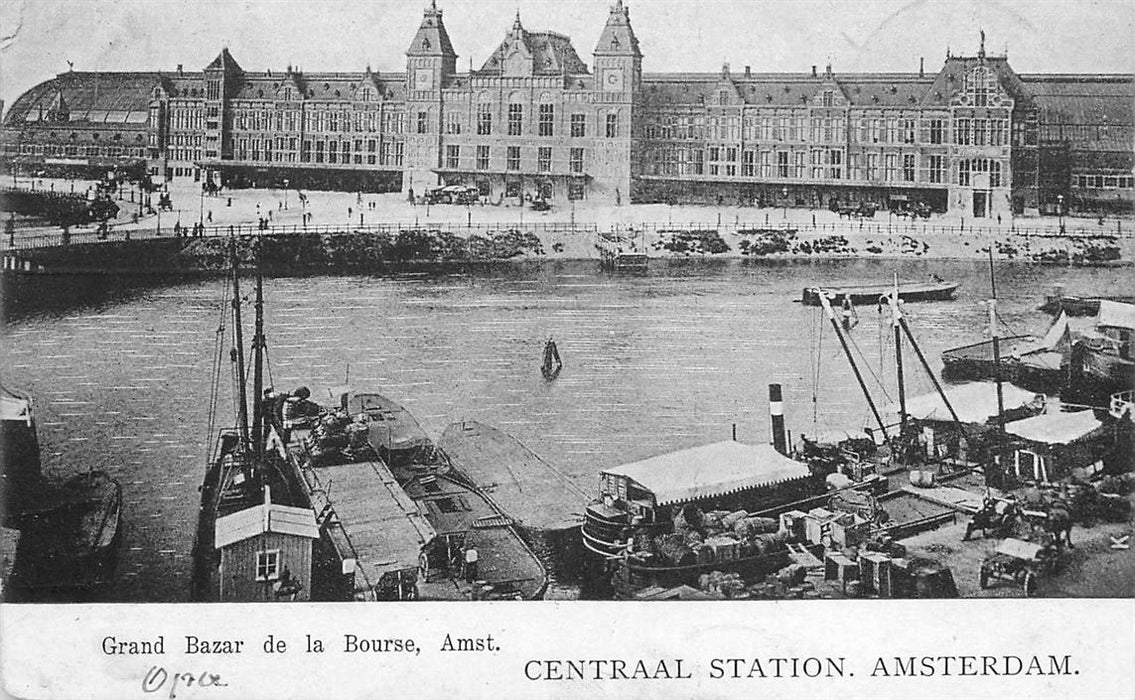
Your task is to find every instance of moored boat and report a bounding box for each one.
[802,280,958,306]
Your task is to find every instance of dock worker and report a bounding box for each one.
[464,544,479,583]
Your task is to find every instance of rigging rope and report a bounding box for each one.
[204,279,229,467]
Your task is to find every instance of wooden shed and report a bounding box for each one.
[214,486,319,602]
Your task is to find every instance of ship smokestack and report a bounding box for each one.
[769,384,787,455]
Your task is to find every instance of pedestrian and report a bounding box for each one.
[464,545,479,583]
[997,213,1002,226]
[207,210,213,223]
[348,206,353,218]
[227,197,232,207]
[360,213,364,226]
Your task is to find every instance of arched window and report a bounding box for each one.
[970,67,989,107]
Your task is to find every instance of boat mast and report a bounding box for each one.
[817,291,890,440]
[883,282,962,426]
[989,249,1006,483]
[230,238,251,451]
[890,275,908,434]
[251,238,265,463]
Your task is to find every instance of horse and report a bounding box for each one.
[963,498,1020,541]
[1043,503,1074,549]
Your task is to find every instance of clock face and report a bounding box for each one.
[415,69,434,90]
[604,68,624,92]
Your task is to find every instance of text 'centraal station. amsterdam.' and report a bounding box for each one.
[1,1,1131,219]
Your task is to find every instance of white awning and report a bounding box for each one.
[884,382,1042,424]
[1097,300,1135,331]
[1005,410,1103,445]
[601,441,811,507]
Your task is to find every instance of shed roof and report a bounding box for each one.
[601,440,811,506]
[314,461,436,582]
[1005,410,1103,445]
[885,382,1041,423]
[215,499,318,549]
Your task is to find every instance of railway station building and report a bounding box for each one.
[1,1,1131,217]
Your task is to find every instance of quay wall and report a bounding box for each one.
[4,222,1134,275]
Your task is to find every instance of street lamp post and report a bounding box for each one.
[782,187,788,220]
[1057,194,1065,233]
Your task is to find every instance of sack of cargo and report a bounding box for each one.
[721,510,749,529]
[702,512,724,529]
[737,516,778,535]
[659,541,696,567]
[685,530,704,546]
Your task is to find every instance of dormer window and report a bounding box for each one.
[423,38,431,50]
[822,90,834,107]
[611,36,620,49]
[361,87,372,101]
[284,87,293,100]
[970,67,989,106]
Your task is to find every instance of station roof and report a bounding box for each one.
[4,72,162,127]
[1005,410,1103,446]
[601,440,811,506]
[885,382,1042,424]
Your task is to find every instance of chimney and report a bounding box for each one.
[744,65,751,78]
[721,62,730,77]
[176,64,183,75]
[919,57,925,77]
[811,65,817,77]
[769,384,787,455]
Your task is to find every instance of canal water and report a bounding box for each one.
[2,258,1129,601]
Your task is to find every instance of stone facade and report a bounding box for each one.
[2,1,1131,216]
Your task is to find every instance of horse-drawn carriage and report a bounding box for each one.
[979,537,1062,597]
[834,201,878,219]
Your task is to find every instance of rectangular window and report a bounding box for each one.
[866,153,878,180]
[848,153,861,180]
[884,153,897,181]
[793,151,805,178]
[828,149,842,179]
[958,159,971,186]
[955,118,971,145]
[508,104,523,136]
[973,118,987,146]
[538,104,555,137]
[367,139,377,165]
[507,145,521,171]
[605,113,618,138]
[692,149,704,175]
[477,104,492,135]
[777,150,789,178]
[742,150,755,177]
[476,145,490,170]
[902,118,916,144]
[822,90,834,107]
[929,119,945,144]
[902,153,916,182]
[394,141,404,166]
[929,154,945,184]
[416,110,428,134]
[570,113,586,138]
[759,150,771,178]
[538,146,552,172]
[446,144,460,169]
[315,140,325,163]
[990,161,1002,188]
[811,149,824,179]
[255,550,280,581]
[328,140,337,164]
[569,147,584,173]
[445,111,462,135]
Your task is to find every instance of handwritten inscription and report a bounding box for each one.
[142,666,227,699]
